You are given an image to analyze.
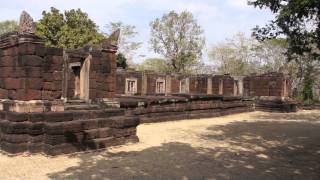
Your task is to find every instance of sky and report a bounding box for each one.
[0,0,274,63]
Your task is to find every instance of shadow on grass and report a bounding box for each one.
[48,117,320,180]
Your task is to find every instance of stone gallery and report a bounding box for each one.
[0,12,297,155]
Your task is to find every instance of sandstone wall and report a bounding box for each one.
[0,43,63,101]
[116,71,143,95]
[243,72,290,97]
[0,109,138,155]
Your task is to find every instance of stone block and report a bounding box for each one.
[109,116,140,128]
[6,111,28,122]
[24,89,42,100]
[26,78,43,90]
[46,47,63,56]
[2,47,18,56]
[44,112,74,123]
[0,88,8,98]
[25,67,42,78]
[52,56,63,64]
[81,119,99,130]
[0,56,16,66]
[4,78,24,89]
[83,129,99,140]
[41,91,54,100]
[18,43,37,55]
[43,73,53,81]
[53,71,62,81]
[18,55,43,67]
[98,127,112,138]
[1,142,28,154]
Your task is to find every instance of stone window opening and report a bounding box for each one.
[125,78,137,95]
[180,78,189,94]
[156,79,166,94]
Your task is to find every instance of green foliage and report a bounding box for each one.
[303,63,315,102]
[150,10,205,74]
[0,20,18,35]
[106,21,142,57]
[117,53,128,69]
[36,7,104,49]
[136,58,172,74]
[249,0,320,61]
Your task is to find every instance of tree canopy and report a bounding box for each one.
[209,32,295,75]
[150,10,205,74]
[136,58,172,73]
[117,53,128,69]
[36,7,104,49]
[249,0,320,61]
[0,20,18,35]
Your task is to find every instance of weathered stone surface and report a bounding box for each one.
[18,11,36,34]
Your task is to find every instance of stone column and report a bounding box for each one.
[219,79,223,95]
[141,72,148,95]
[165,75,172,96]
[207,77,212,95]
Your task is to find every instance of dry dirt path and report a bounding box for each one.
[1,110,320,180]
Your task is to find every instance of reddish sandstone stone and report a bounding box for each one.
[18,43,37,55]
[26,78,43,90]
[52,56,63,64]
[25,67,42,78]
[4,78,24,89]
[0,56,16,67]
[53,71,62,81]
[18,55,43,67]
[0,88,8,98]
[2,47,18,56]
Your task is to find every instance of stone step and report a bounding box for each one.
[65,104,100,110]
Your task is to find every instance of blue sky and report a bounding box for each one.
[0,0,274,63]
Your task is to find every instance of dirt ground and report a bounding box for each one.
[0,110,320,180]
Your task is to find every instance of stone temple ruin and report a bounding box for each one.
[0,12,297,155]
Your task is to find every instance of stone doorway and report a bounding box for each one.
[71,66,81,99]
[68,55,91,102]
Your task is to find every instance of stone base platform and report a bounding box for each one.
[0,103,139,156]
[255,96,298,113]
[113,94,254,124]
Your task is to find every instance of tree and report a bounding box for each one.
[0,20,18,35]
[36,7,104,49]
[209,32,259,75]
[136,58,172,73]
[106,21,142,60]
[249,0,320,61]
[249,0,320,102]
[209,32,295,75]
[117,53,128,69]
[150,11,205,74]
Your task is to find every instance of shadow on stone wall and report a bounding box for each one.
[48,117,320,179]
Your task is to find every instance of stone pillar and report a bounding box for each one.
[283,79,288,97]
[165,75,172,96]
[207,77,212,95]
[141,72,147,95]
[238,78,244,96]
[219,79,223,95]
